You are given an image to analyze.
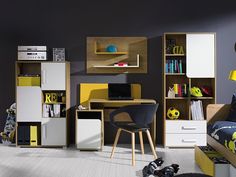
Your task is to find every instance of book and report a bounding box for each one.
[190,100,204,120]
[53,104,60,117]
[179,60,183,73]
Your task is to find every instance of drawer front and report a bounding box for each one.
[166,120,206,134]
[165,133,206,147]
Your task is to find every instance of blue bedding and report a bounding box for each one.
[208,121,236,154]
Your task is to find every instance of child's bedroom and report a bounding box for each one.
[0,0,236,177]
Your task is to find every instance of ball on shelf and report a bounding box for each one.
[106,45,117,52]
[167,107,180,120]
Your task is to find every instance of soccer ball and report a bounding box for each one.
[167,107,180,120]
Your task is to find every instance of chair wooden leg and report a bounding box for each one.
[146,129,157,159]
[139,131,144,155]
[110,128,122,159]
[131,132,135,166]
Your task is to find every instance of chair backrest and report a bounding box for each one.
[110,104,158,126]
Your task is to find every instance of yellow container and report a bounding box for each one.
[18,76,40,86]
[30,126,38,146]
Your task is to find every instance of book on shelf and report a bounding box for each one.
[190,100,204,120]
[166,59,183,73]
[43,104,64,118]
[173,83,188,97]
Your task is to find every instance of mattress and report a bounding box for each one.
[208,121,236,154]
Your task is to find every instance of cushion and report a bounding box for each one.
[226,93,236,122]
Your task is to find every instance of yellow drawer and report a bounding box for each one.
[195,146,229,177]
[18,76,40,86]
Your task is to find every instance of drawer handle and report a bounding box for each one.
[182,139,196,143]
[182,126,196,130]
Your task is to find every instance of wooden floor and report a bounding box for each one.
[0,144,202,177]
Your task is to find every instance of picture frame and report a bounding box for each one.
[53,48,65,62]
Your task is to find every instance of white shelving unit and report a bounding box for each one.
[16,61,70,147]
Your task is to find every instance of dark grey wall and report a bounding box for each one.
[1,0,236,144]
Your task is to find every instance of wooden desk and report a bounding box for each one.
[88,98,157,145]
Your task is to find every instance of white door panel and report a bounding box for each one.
[41,118,66,146]
[17,87,42,122]
[186,34,215,78]
[76,119,101,150]
[41,63,66,90]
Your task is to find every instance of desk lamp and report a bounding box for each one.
[229,70,236,81]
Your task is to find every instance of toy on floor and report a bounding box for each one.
[0,103,16,145]
[142,157,179,177]
[143,158,164,177]
[154,164,179,177]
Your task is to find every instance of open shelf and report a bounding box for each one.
[165,54,186,57]
[95,52,128,55]
[93,65,139,68]
[165,73,186,76]
[165,97,188,100]
[190,97,214,100]
[93,55,140,68]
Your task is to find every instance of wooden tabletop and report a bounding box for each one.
[89,98,156,104]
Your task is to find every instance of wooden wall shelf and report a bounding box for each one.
[93,55,140,68]
[94,52,128,55]
[87,37,147,74]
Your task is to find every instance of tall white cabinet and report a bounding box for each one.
[16,61,70,147]
[163,33,216,147]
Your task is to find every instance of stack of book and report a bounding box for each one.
[190,100,204,120]
[166,59,183,73]
[173,83,188,97]
[43,104,65,118]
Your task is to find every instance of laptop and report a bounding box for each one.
[108,83,133,100]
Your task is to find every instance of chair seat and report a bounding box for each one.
[114,122,149,132]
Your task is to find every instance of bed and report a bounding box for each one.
[207,104,236,167]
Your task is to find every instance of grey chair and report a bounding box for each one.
[109,104,158,166]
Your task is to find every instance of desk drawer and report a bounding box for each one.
[165,133,206,147]
[166,120,206,134]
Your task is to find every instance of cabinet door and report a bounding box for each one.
[41,63,66,90]
[186,34,215,78]
[17,87,42,122]
[76,119,101,149]
[41,118,66,146]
